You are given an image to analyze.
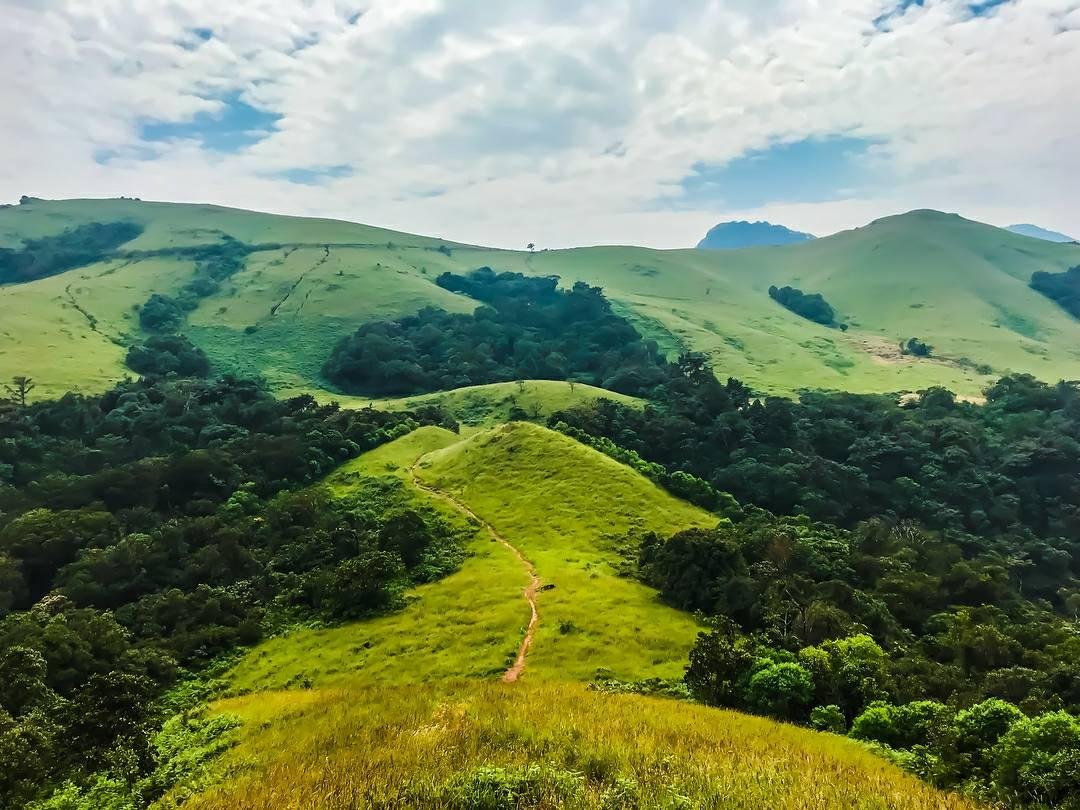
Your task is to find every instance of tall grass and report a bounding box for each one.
[185,681,976,809]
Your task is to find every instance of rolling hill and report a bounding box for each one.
[175,423,973,809]
[3,198,1080,401]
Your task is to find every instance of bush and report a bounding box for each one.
[810,704,847,734]
[991,710,1080,807]
[850,700,954,750]
[745,662,814,721]
[901,337,933,357]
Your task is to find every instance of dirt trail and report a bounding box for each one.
[409,461,539,683]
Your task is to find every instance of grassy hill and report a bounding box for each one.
[180,424,973,808]
[4,198,1080,400]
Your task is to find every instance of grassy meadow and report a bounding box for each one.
[182,681,977,809]
[168,423,976,808]
[4,198,1080,400]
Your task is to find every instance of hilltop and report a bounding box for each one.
[2,198,1080,400]
[696,219,815,249]
[172,423,972,808]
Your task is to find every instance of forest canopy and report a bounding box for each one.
[0,221,143,284]
[322,267,671,396]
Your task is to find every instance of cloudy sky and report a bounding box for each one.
[2,0,1078,248]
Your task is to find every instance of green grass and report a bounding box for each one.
[5,198,1080,400]
[414,422,716,681]
[180,425,974,808]
[286,379,644,427]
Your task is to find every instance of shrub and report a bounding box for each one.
[810,704,847,734]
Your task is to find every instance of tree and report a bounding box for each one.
[4,376,34,407]
[527,242,536,252]
[991,711,1080,806]
[684,617,756,707]
[745,661,814,720]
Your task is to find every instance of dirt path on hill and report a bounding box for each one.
[408,461,539,683]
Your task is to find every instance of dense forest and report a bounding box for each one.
[323,267,671,396]
[0,222,144,284]
[551,365,1080,807]
[634,505,1080,805]
[1030,265,1080,319]
[0,377,464,808]
[767,284,841,327]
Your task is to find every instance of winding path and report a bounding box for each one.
[409,460,540,683]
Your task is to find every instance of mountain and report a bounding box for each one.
[696,219,815,249]
[1007,223,1078,243]
[3,199,1080,403]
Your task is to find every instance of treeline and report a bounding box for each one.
[322,267,671,396]
[550,372,1080,549]
[137,238,251,332]
[0,221,144,284]
[0,377,464,807]
[768,284,842,327]
[1030,265,1080,319]
[636,512,1080,805]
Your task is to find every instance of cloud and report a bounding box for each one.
[1,0,1078,248]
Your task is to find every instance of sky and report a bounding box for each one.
[1,0,1078,249]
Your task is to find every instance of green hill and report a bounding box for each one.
[181,424,973,809]
[3,198,1080,400]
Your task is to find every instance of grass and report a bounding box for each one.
[5,199,1080,400]
[168,424,974,808]
[181,680,976,809]
[286,379,645,427]
[414,422,717,681]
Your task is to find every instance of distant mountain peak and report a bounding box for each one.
[1006,224,1077,244]
[696,220,815,250]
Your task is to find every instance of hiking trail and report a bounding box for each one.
[409,459,539,683]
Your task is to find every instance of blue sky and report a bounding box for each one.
[2,0,1078,248]
[675,137,884,210]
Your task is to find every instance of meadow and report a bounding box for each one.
[168,423,976,808]
[4,198,1080,400]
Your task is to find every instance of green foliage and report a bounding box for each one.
[810,704,847,734]
[768,284,838,326]
[138,238,251,333]
[323,268,670,396]
[901,337,933,357]
[0,221,143,284]
[745,661,815,720]
[850,701,954,750]
[992,710,1080,807]
[1030,265,1080,318]
[0,376,464,807]
[552,372,1080,549]
[438,764,585,809]
[126,334,210,378]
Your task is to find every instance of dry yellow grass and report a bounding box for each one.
[186,681,977,809]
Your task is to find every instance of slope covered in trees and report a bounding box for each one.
[0,377,464,807]
[323,268,670,396]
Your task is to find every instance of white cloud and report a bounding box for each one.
[1,0,1078,248]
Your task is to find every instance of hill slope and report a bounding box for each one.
[186,425,973,809]
[4,198,1080,399]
